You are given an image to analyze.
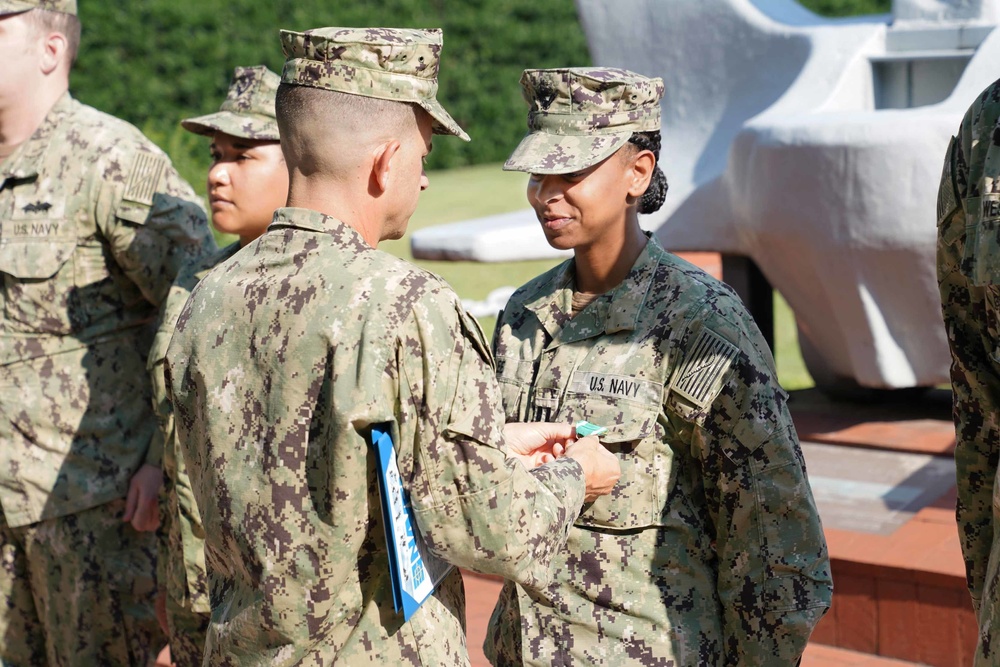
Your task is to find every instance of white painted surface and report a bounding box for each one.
[411,0,1000,389]
[410,210,573,263]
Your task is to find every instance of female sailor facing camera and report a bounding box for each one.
[486,67,832,667]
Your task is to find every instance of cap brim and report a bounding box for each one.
[180,111,280,142]
[503,131,630,174]
[0,1,33,16]
[418,98,470,142]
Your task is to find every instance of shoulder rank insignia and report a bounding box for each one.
[669,328,739,408]
[123,152,168,207]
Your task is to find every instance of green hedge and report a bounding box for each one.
[71,0,590,185]
[70,0,888,190]
[801,0,891,16]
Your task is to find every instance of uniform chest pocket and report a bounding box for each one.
[559,395,666,531]
[496,357,535,423]
[0,235,78,335]
[969,196,1000,286]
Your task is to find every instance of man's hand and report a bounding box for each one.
[503,422,576,468]
[563,436,621,501]
[123,464,162,532]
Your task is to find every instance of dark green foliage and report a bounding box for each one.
[799,0,892,16]
[71,0,888,189]
[71,0,590,185]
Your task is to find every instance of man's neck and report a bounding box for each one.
[285,177,384,247]
[0,83,67,161]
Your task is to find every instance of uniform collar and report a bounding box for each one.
[267,206,373,251]
[522,233,665,346]
[194,242,242,281]
[0,92,74,184]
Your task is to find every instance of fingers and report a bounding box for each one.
[122,482,138,523]
[564,436,621,502]
[534,421,576,442]
[131,496,160,532]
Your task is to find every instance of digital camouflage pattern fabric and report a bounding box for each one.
[182,66,281,141]
[0,499,161,665]
[157,62,284,660]
[0,93,212,527]
[487,235,832,666]
[937,76,1000,666]
[0,93,211,662]
[280,27,470,141]
[148,242,241,662]
[0,0,75,16]
[504,68,664,175]
[165,207,589,665]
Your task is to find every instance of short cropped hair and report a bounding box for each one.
[24,8,81,66]
[275,82,417,161]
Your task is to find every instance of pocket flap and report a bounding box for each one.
[0,237,75,279]
[562,401,663,530]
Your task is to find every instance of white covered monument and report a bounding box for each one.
[411,0,1000,390]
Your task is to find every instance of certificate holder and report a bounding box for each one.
[370,425,453,620]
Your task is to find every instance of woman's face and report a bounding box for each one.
[207,131,289,245]
[526,147,649,251]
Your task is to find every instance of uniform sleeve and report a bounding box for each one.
[146,273,202,466]
[145,322,171,468]
[396,291,587,590]
[94,146,216,308]
[937,131,1000,612]
[666,303,832,665]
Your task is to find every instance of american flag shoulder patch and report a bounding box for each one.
[669,328,739,408]
[123,152,168,206]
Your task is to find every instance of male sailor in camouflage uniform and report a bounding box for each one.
[165,27,620,665]
[488,67,832,666]
[149,65,286,666]
[0,0,214,663]
[938,76,1000,666]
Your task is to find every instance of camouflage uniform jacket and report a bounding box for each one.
[937,77,1000,664]
[164,207,589,666]
[149,241,241,613]
[487,236,832,666]
[0,93,213,528]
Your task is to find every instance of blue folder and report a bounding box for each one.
[370,425,453,620]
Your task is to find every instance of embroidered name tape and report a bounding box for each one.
[568,371,660,404]
[669,328,739,408]
[981,194,1000,223]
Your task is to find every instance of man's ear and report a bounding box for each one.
[370,139,402,196]
[627,149,655,199]
[39,31,68,76]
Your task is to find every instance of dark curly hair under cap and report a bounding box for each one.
[627,131,668,215]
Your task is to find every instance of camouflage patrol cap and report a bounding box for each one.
[504,68,664,174]
[181,66,281,141]
[279,27,470,142]
[0,0,75,16]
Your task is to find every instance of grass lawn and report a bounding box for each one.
[377,163,816,392]
[213,162,813,390]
